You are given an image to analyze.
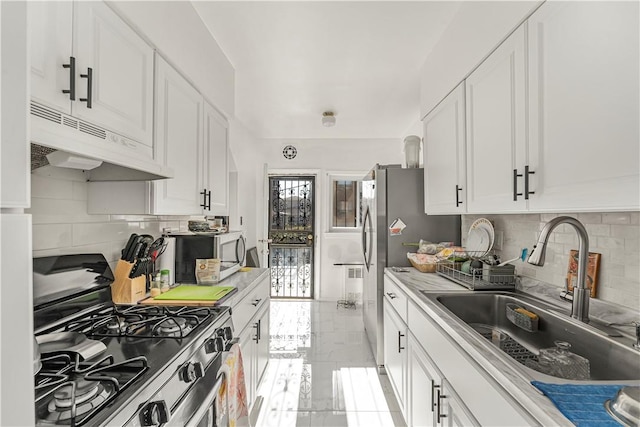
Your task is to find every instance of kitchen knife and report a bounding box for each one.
[125,236,143,262]
[121,233,139,260]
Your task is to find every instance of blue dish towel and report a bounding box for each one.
[531,381,625,427]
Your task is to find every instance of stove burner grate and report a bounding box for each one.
[35,353,147,426]
[66,305,216,339]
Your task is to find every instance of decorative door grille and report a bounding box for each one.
[268,176,315,298]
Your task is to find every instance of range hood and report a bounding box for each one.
[30,101,173,181]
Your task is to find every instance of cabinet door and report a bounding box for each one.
[440,380,480,427]
[29,1,73,113]
[255,303,270,387]
[73,1,153,146]
[527,1,640,212]
[465,25,527,213]
[238,324,256,408]
[203,102,229,215]
[423,83,466,214]
[383,300,406,415]
[407,334,440,427]
[152,55,204,215]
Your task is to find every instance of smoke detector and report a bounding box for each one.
[322,111,336,127]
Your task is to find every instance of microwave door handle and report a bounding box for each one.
[236,235,246,264]
[185,371,226,427]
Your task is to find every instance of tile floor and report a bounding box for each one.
[254,300,406,427]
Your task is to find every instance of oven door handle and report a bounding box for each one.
[184,371,226,427]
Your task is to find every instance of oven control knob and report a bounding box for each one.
[141,400,170,426]
[180,361,204,383]
[217,326,233,341]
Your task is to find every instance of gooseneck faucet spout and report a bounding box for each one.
[527,216,591,323]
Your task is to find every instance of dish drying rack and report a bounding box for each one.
[436,251,517,291]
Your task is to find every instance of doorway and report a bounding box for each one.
[268,176,315,299]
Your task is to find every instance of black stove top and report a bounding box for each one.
[32,254,232,426]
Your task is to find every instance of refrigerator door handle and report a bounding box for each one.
[362,207,373,271]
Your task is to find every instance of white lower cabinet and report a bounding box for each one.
[384,273,531,427]
[230,274,270,411]
[408,333,479,427]
[383,299,407,417]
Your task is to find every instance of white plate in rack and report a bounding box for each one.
[468,218,495,257]
[465,227,490,258]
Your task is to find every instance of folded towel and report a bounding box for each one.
[531,381,625,427]
[216,343,249,427]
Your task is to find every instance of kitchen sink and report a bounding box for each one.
[420,291,640,381]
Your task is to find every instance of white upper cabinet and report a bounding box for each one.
[152,55,204,215]
[465,25,527,213]
[423,83,467,215]
[527,1,640,212]
[29,1,153,146]
[73,2,154,147]
[203,102,229,216]
[29,1,73,114]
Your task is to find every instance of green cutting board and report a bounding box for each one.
[154,285,236,301]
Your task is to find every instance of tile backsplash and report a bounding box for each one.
[462,212,640,310]
[28,167,193,268]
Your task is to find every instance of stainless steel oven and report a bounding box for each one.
[126,315,237,427]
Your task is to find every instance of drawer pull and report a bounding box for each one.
[251,298,262,307]
[386,292,397,300]
[398,331,405,353]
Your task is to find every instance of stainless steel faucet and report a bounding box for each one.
[527,216,591,323]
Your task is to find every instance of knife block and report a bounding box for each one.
[111,260,146,304]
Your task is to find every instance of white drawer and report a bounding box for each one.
[232,276,270,333]
[384,274,407,322]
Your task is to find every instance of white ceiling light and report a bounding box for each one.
[322,111,336,127]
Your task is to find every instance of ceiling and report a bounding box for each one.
[193,1,461,140]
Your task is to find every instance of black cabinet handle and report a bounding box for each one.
[79,67,93,108]
[207,190,212,210]
[398,331,405,353]
[513,169,523,201]
[386,292,397,300]
[455,185,463,207]
[200,189,208,209]
[430,380,440,412]
[437,389,447,421]
[524,165,535,199]
[251,298,262,307]
[62,56,76,100]
[253,321,259,344]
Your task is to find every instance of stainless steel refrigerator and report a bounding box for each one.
[361,165,460,372]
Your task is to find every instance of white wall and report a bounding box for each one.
[462,212,640,310]
[420,0,541,117]
[228,119,264,252]
[107,1,235,117]
[259,138,404,300]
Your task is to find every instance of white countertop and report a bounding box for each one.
[216,267,270,306]
[384,267,634,427]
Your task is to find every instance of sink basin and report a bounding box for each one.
[421,291,640,381]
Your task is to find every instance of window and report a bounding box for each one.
[330,176,363,231]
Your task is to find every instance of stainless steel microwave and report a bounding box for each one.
[161,231,246,284]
